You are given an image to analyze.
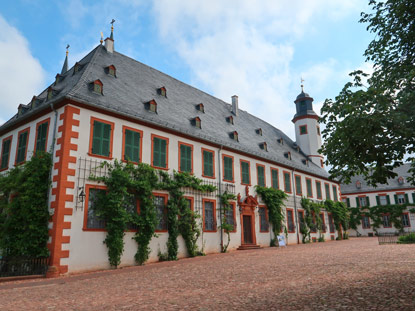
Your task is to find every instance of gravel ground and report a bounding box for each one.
[1,237,414,311]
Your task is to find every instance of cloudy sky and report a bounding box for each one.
[0,0,373,140]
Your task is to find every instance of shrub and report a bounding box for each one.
[398,233,415,244]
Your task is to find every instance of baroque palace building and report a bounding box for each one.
[0,28,341,275]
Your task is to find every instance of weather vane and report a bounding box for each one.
[66,44,70,55]
[300,77,305,92]
[111,19,115,26]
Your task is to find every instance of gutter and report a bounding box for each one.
[47,102,58,213]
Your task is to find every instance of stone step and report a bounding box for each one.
[237,244,262,250]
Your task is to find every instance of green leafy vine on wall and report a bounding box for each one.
[300,198,323,243]
[0,152,52,258]
[218,191,237,253]
[255,186,288,246]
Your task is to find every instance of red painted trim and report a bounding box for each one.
[88,116,114,160]
[342,188,415,195]
[270,167,279,189]
[299,124,308,135]
[306,177,313,198]
[151,133,169,170]
[396,191,405,195]
[286,208,295,233]
[47,105,80,276]
[121,125,143,164]
[320,212,326,233]
[34,117,51,153]
[0,135,13,172]
[154,192,169,232]
[178,141,194,173]
[202,198,217,232]
[83,184,108,232]
[283,170,292,194]
[256,163,266,187]
[15,127,30,165]
[316,180,322,199]
[201,147,215,179]
[222,154,234,183]
[294,174,302,196]
[259,205,269,233]
[240,159,251,186]
[292,114,319,123]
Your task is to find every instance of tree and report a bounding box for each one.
[320,0,415,186]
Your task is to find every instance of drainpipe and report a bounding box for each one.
[218,145,223,251]
[48,102,59,211]
[291,169,300,244]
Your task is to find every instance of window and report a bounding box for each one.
[225,202,236,232]
[256,128,262,136]
[179,142,193,173]
[377,195,389,206]
[259,142,267,151]
[259,206,269,232]
[144,100,157,113]
[316,181,322,199]
[184,197,194,212]
[192,117,201,129]
[240,160,250,185]
[310,213,317,233]
[271,168,279,189]
[91,80,103,94]
[202,148,214,178]
[300,100,306,110]
[15,128,30,165]
[157,87,166,97]
[287,209,295,233]
[74,62,81,73]
[226,116,234,124]
[299,125,307,135]
[295,175,302,196]
[107,65,116,77]
[122,126,142,163]
[257,164,265,187]
[154,194,168,231]
[320,159,324,168]
[223,155,234,182]
[284,171,291,193]
[84,187,106,230]
[362,215,370,229]
[90,118,113,158]
[324,183,330,200]
[230,131,238,142]
[151,134,169,169]
[317,126,320,136]
[125,195,139,231]
[342,198,350,207]
[196,103,204,112]
[382,214,391,228]
[203,199,216,232]
[332,186,338,201]
[0,136,12,170]
[395,193,407,205]
[357,196,369,208]
[298,211,305,232]
[47,87,54,100]
[35,119,49,153]
[328,214,335,233]
[320,213,326,233]
[306,178,312,198]
[402,213,410,227]
[284,152,291,160]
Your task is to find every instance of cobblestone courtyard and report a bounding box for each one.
[1,238,414,310]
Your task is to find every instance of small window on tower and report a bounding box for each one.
[300,100,306,110]
[320,159,324,168]
[317,126,320,136]
[300,125,307,135]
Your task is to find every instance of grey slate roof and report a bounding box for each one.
[341,164,414,194]
[1,44,330,178]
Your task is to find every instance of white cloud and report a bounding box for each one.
[151,0,364,139]
[0,15,46,125]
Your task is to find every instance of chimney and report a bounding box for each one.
[105,37,114,53]
[231,95,238,116]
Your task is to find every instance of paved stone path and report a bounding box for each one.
[1,238,415,310]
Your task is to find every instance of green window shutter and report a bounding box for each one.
[366,196,370,206]
[386,195,391,205]
[325,184,330,200]
[346,198,350,207]
[306,179,312,197]
[271,170,278,189]
[16,131,28,164]
[376,196,380,206]
[203,151,213,177]
[394,194,398,204]
[295,176,301,195]
[241,162,250,184]
[36,122,48,152]
[333,186,338,201]
[101,123,111,156]
[405,194,409,204]
[316,182,322,198]
[180,144,191,172]
[284,172,291,192]
[92,121,102,155]
[257,166,265,187]
[1,139,11,169]
[160,139,166,168]
[124,130,140,162]
[153,137,167,168]
[224,156,233,181]
[356,197,360,207]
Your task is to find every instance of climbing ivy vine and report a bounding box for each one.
[300,198,323,243]
[218,191,237,253]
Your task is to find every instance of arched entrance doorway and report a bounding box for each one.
[237,186,261,250]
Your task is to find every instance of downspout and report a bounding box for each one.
[47,102,59,212]
[218,145,223,251]
[291,169,300,244]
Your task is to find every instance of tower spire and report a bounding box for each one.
[61,44,70,75]
[110,19,115,40]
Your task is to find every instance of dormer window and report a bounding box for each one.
[91,80,103,95]
[229,131,238,142]
[259,142,267,151]
[226,115,234,124]
[320,159,324,168]
[105,65,116,77]
[157,86,167,97]
[18,104,24,116]
[277,138,284,145]
[144,99,157,113]
[296,146,300,152]
[192,117,201,129]
[356,181,361,189]
[256,128,263,136]
[55,74,65,85]
[47,87,54,100]
[398,176,404,185]
[196,103,204,113]
[302,159,309,166]
[73,62,82,74]
[284,152,291,160]
[31,96,37,109]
